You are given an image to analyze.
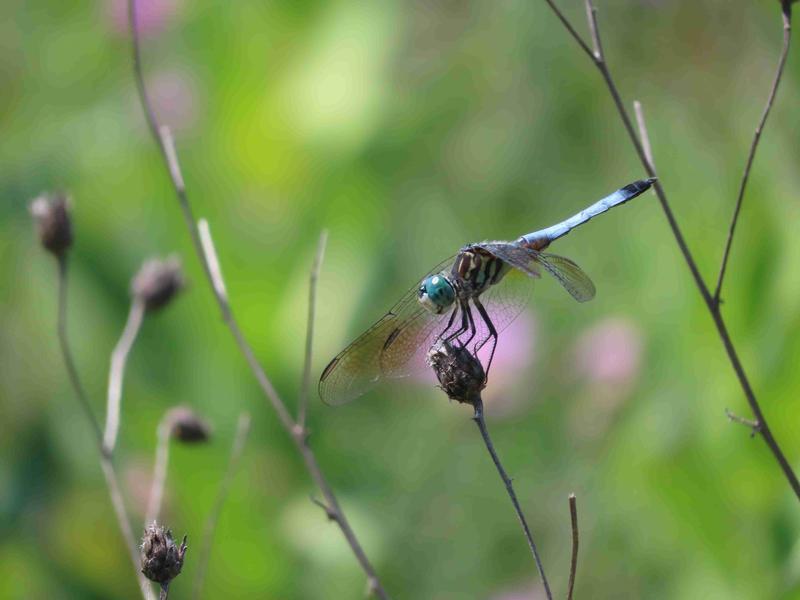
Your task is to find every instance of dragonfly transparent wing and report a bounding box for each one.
[475,242,595,302]
[319,256,456,406]
[467,266,535,351]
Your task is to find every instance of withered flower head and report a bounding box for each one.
[167,406,212,443]
[29,193,73,256]
[131,256,185,312]
[426,341,486,407]
[140,522,187,585]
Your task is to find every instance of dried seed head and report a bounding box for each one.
[427,341,486,406]
[140,522,187,585]
[29,193,73,256]
[167,407,211,443]
[131,256,184,311]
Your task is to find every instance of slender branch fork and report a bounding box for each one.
[472,399,553,599]
[543,0,800,499]
[127,1,389,596]
[55,258,153,599]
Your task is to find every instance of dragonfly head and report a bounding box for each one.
[418,273,456,314]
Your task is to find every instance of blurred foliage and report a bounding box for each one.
[2,1,800,598]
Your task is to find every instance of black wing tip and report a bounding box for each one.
[623,177,657,196]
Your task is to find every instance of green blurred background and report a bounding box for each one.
[2,1,800,598]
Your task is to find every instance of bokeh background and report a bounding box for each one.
[2,1,800,598]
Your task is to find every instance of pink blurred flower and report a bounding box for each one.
[490,581,546,600]
[569,317,644,440]
[574,317,642,387]
[481,311,537,415]
[106,0,183,38]
[146,68,200,132]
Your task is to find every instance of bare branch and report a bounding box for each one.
[713,4,793,304]
[725,408,761,438]
[584,0,602,60]
[633,101,656,171]
[56,256,104,446]
[298,230,328,430]
[55,256,152,599]
[545,0,800,501]
[473,400,552,599]
[145,415,173,526]
[193,413,251,600]
[128,1,389,594]
[105,298,146,454]
[566,494,579,600]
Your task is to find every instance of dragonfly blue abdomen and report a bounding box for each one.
[319,178,655,406]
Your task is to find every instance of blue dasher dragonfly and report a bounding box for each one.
[319,178,655,406]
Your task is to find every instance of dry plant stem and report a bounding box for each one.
[145,414,172,526]
[544,0,800,501]
[55,257,153,600]
[298,231,328,430]
[714,2,793,304]
[471,399,552,600]
[159,583,169,600]
[128,2,389,595]
[56,256,104,444]
[105,298,146,454]
[193,413,251,600]
[566,494,579,600]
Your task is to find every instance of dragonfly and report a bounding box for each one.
[319,178,655,406]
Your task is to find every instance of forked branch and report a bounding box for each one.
[127,1,388,594]
[543,0,800,499]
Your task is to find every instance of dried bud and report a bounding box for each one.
[140,523,187,585]
[29,193,73,256]
[131,256,184,311]
[427,341,486,406]
[167,407,211,443]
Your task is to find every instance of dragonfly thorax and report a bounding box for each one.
[451,246,509,297]
[418,273,456,314]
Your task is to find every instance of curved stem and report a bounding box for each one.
[105,298,146,454]
[713,3,792,303]
[128,2,389,595]
[55,256,152,599]
[472,399,552,599]
[145,414,172,526]
[544,0,800,501]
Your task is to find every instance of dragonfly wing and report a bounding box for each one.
[537,253,595,302]
[319,255,456,406]
[472,267,534,341]
[476,242,595,303]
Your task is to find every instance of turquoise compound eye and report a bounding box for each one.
[418,274,456,314]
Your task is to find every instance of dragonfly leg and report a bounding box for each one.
[460,301,477,350]
[473,297,498,378]
[438,303,460,341]
[444,300,470,345]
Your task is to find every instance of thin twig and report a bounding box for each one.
[159,582,169,600]
[472,399,552,599]
[105,298,146,454]
[633,101,656,171]
[128,2,389,595]
[725,408,761,438]
[544,0,800,501]
[566,494,579,600]
[145,414,172,526]
[193,413,251,600]
[56,255,104,446]
[713,2,793,304]
[55,256,152,599]
[298,230,328,430]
